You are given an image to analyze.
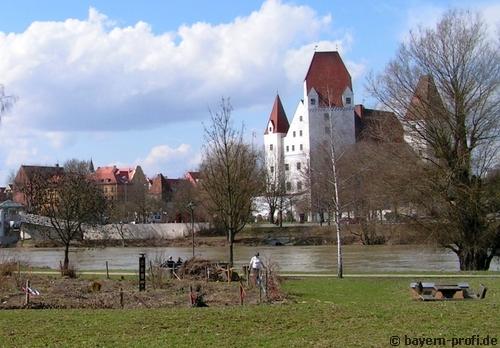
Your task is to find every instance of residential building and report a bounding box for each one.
[92,165,148,203]
[12,164,64,211]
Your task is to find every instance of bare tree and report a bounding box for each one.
[39,160,106,271]
[263,152,289,226]
[200,98,263,266]
[168,179,207,223]
[107,200,135,246]
[369,10,500,270]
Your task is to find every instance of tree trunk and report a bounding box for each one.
[228,229,234,267]
[63,243,70,271]
[269,207,275,224]
[457,248,493,271]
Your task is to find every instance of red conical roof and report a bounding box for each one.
[265,94,289,134]
[305,51,352,107]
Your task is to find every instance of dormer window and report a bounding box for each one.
[269,127,272,132]
[346,97,351,105]
[310,98,316,105]
[299,116,303,121]
[269,144,273,151]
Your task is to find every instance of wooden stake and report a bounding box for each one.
[259,280,262,304]
[239,281,245,306]
[189,285,194,306]
[25,280,30,305]
[106,261,110,279]
[120,287,124,308]
[59,260,63,276]
[149,260,155,288]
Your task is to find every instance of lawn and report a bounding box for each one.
[0,276,498,347]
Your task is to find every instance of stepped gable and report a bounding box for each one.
[305,51,352,107]
[264,94,289,134]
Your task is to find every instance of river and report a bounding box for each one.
[3,245,499,272]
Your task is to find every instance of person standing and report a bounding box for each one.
[249,252,265,286]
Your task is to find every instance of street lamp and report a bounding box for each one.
[187,202,195,258]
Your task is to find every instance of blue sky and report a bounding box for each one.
[0,0,498,184]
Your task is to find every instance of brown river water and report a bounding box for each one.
[3,245,499,272]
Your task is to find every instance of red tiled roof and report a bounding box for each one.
[305,51,352,107]
[354,104,403,143]
[264,94,289,134]
[18,165,64,180]
[93,166,133,185]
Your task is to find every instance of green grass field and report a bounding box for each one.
[0,276,499,347]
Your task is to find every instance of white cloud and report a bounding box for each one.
[0,0,350,134]
[139,143,193,177]
[0,0,366,184]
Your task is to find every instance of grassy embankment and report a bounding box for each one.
[0,275,498,347]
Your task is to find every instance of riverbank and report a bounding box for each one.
[16,222,429,248]
[0,276,498,347]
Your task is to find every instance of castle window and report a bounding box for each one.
[269,144,273,151]
[293,131,296,137]
[299,116,303,121]
[300,144,303,151]
[270,166,274,173]
[286,182,292,191]
[292,145,295,151]
[286,146,289,152]
[325,126,330,135]
[297,181,302,191]
[285,163,290,171]
[310,98,316,105]
[299,130,303,136]
[345,97,351,105]
[296,162,301,170]
[324,113,329,121]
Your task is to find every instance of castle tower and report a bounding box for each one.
[263,51,357,222]
[264,94,289,174]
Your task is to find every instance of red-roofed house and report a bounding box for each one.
[92,165,148,202]
[12,165,64,211]
[185,171,201,185]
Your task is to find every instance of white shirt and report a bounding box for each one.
[249,256,264,270]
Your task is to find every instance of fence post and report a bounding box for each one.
[120,287,124,308]
[139,253,146,291]
[106,261,110,280]
[25,279,30,305]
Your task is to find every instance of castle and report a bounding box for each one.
[263,51,402,222]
